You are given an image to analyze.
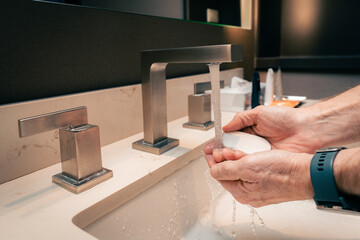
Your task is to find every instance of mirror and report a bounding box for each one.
[39,0,251,28]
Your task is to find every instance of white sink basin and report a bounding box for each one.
[73,150,360,239]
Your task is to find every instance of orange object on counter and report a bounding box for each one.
[270,100,301,108]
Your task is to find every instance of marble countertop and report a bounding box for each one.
[0,99,321,239]
[0,111,238,239]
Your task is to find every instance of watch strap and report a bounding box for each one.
[310,150,341,206]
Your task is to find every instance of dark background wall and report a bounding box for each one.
[255,0,360,100]
[0,0,253,105]
[187,0,241,26]
[280,0,360,56]
[256,0,360,70]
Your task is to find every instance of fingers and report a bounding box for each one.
[203,141,226,163]
[205,154,217,168]
[212,148,246,163]
[210,160,242,181]
[203,140,216,155]
[213,149,224,163]
[222,148,246,160]
[223,110,257,133]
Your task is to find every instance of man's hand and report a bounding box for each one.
[221,106,321,153]
[224,84,360,153]
[205,149,314,207]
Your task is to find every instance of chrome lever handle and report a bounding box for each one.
[17,106,112,194]
[18,106,87,137]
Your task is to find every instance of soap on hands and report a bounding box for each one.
[222,131,271,154]
[205,131,271,164]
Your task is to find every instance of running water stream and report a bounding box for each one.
[208,63,223,148]
[209,63,239,238]
[208,64,265,239]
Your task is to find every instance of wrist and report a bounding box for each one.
[333,148,360,196]
[291,152,314,199]
[294,108,326,152]
[333,150,346,193]
[304,99,360,148]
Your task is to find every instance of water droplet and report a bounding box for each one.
[231,199,237,239]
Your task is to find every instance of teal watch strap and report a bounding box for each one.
[310,150,342,206]
[310,147,360,212]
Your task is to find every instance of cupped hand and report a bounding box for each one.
[205,149,314,207]
[222,106,320,153]
[204,141,246,163]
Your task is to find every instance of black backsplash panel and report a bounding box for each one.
[0,1,253,105]
[256,0,281,57]
[187,0,241,26]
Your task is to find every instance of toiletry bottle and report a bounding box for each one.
[274,67,283,101]
[264,68,274,106]
[251,72,261,108]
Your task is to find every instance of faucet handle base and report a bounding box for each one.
[183,121,214,131]
[132,138,179,155]
[52,168,113,194]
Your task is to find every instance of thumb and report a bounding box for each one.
[223,110,257,132]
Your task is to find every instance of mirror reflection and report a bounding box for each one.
[39,0,243,27]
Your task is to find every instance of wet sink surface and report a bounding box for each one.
[74,155,360,240]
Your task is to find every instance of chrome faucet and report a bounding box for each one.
[18,106,113,193]
[132,44,243,155]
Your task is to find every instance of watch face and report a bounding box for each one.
[316,147,346,153]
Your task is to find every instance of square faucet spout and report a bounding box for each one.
[133,44,243,155]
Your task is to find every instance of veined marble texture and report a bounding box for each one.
[0,68,243,184]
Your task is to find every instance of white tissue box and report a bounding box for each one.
[220,87,251,112]
[205,86,251,112]
[206,82,265,113]
[205,77,267,113]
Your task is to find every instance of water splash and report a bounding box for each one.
[248,205,265,239]
[231,199,237,238]
[249,207,257,239]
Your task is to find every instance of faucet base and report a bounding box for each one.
[183,121,214,131]
[132,138,179,155]
[52,168,113,194]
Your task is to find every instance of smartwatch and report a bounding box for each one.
[310,147,360,213]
